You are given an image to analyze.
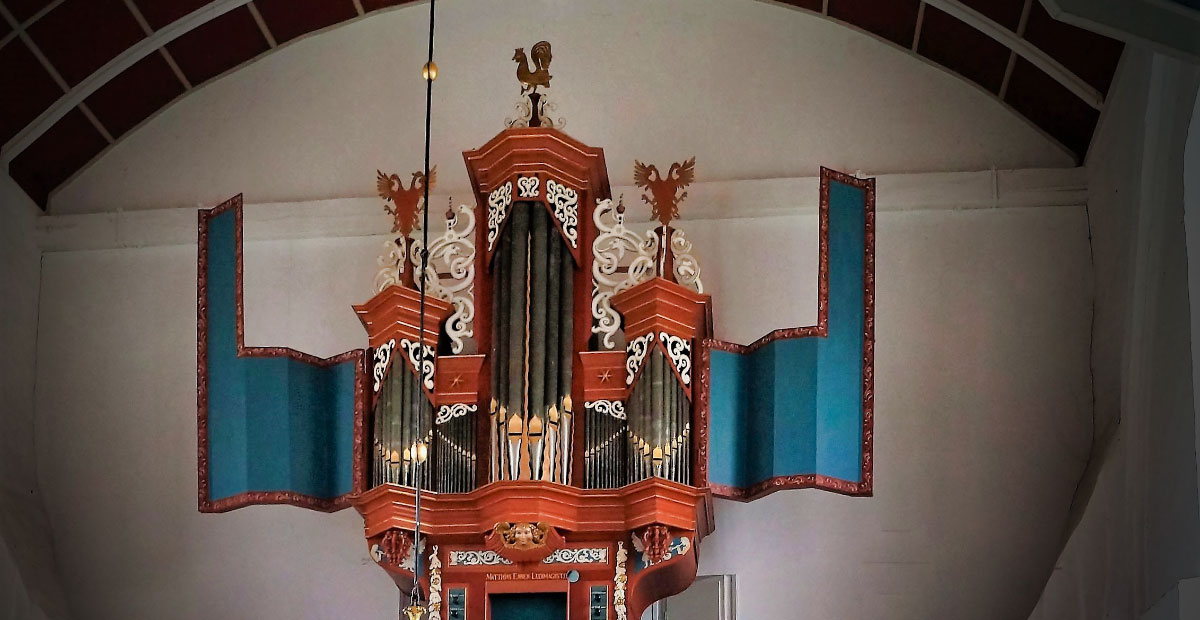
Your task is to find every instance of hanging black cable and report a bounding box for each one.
[408,0,436,617]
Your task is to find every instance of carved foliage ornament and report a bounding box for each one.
[399,338,436,391]
[626,332,692,387]
[372,339,396,392]
[545,179,579,248]
[614,542,629,620]
[591,198,657,350]
[428,546,443,620]
[435,403,477,425]
[487,182,513,252]
[412,202,477,354]
[585,399,626,420]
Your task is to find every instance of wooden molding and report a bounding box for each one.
[353,284,453,349]
[611,277,710,341]
[352,478,714,542]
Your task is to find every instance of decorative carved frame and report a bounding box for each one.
[197,195,370,513]
[696,167,875,501]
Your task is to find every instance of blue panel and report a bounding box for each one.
[708,349,749,488]
[707,174,869,496]
[203,207,360,507]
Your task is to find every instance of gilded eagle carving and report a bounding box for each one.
[376,166,437,236]
[513,41,553,95]
[633,157,696,226]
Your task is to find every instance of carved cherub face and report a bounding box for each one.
[512,523,535,547]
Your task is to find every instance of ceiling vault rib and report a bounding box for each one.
[77,103,115,143]
[924,0,1103,109]
[912,2,927,52]
[0,0,65,51]
[1,0,253,166]
[821,0,829,17]
[246,2,278,49]
[1000,0,1035,100]
[119,0,191,89]
[353,0,366,17]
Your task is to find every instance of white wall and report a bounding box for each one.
[49,0,1072,214]
[33,194,1092,619]
[1029,47,1200,620]
[0,174,70,620]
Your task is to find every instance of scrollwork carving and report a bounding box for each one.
[592,199,657,350]
[625,332,655,385]
[658,332,692,386]
[546,179,579,248]
[669,228,703,294]
[517,176,540,198]
[399,338,436,391]
[373,237,408,293]
[412,203,477,353]
[585,400,626,420]
[435,403,477,425]
[487,182,513,252]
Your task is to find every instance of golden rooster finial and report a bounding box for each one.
[376,165,437,236]
[513,41,552,95]
[633,157,695,227]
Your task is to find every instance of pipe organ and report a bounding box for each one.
[196,42,875,620]
[348,124,716,619]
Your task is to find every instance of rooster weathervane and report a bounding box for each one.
[508,41,561,129]
[513,41,552,95]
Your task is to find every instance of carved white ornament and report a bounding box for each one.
[373,237,408,293]
[428,546,443,620]
[517,176,540,198]
[543,547,609,564]
[487,182,513,252]
[591,199,658,350]
[669,228,703,294]
[614,542,628,620]
[631,535,692,568]
[399,338,436,391]
[401,537,425,571]
[625,332,655,385]
[659,333,692,386]
[412,203,477,354]
[435,403,477,425]
[449,550,510,566]
[586,400,626,420]
[372,339,396,392]
[545,179,579,248]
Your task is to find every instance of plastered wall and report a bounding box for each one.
[33,200,1092,619]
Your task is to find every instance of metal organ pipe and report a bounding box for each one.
[488,202,575,484]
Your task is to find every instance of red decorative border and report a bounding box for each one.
[197,195,369,513]
[698,167,875,502]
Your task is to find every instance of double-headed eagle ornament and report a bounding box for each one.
[376,166,437,235]
[633,157,696,226]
